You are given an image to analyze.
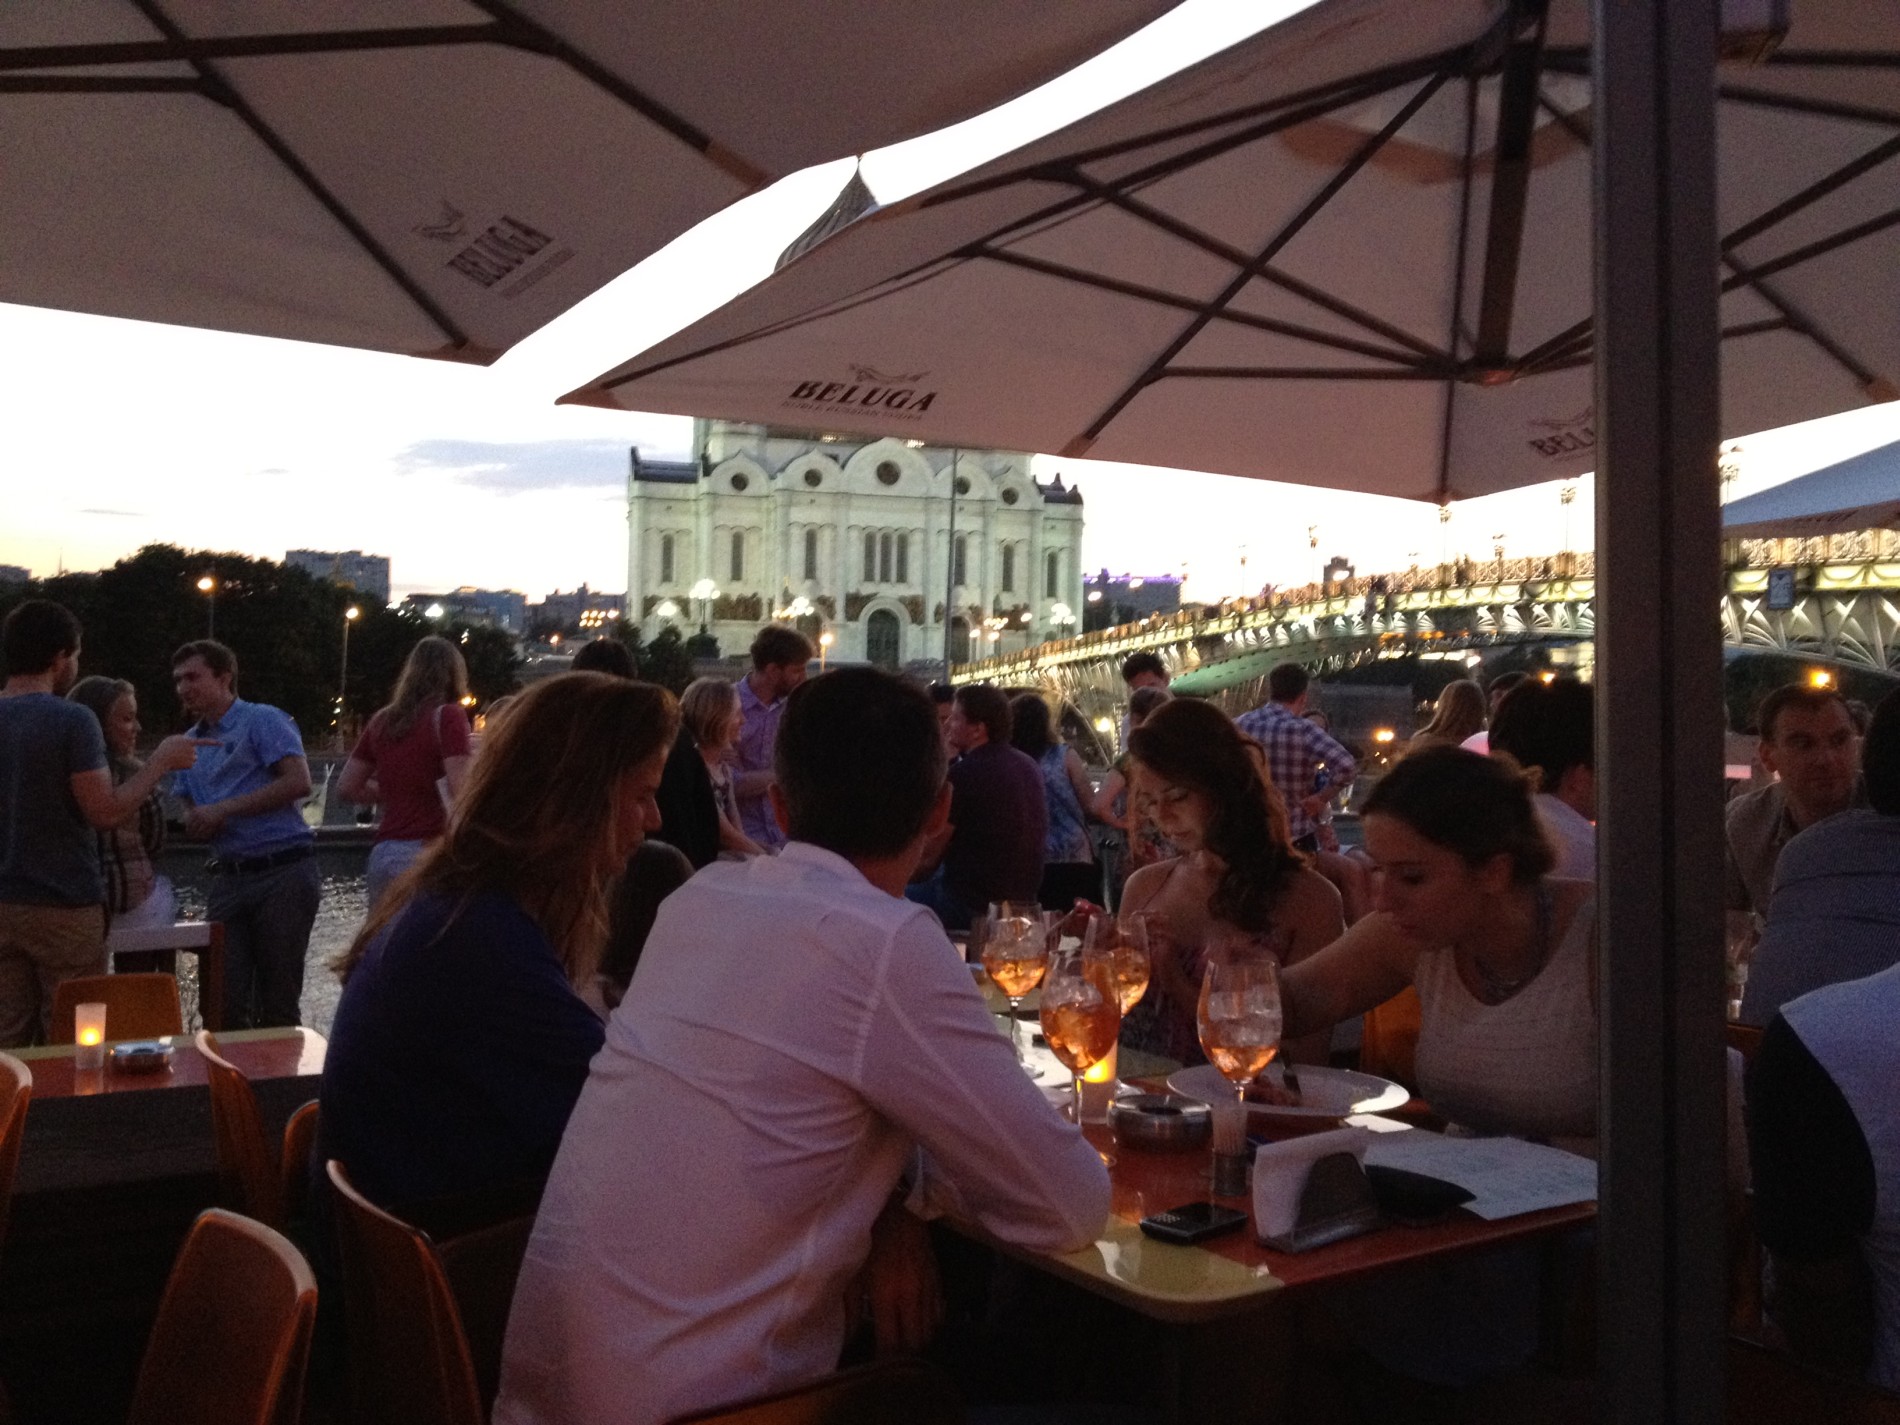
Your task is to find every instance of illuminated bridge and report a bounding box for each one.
[956,533,1900,755]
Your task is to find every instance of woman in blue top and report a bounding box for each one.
[1009,692,1100,910]
[319,671,678,1224]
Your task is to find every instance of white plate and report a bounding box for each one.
[1166,1063,1409,1119]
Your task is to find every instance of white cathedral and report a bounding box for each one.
[627,420,1086,670]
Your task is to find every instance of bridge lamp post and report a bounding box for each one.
[1560,485,1578,554]
[195,573,217,637]
[818,629,834,671]
[689,578,721,635]
[336,605,359,750]
[1049,602,1076,641]
[655,599,681,626]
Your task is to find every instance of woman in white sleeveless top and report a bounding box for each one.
[1281,747,1596,1388]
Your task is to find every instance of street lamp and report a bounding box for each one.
[196,573,217,637]
[1560,484,1578,553]
[425,602,446,621]
[689,578,721,634]
[655,599,681,623]
[818,629,834,671]
[1049,601,1076,640]
[336,605,359,745]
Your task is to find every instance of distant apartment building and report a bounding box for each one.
[1082,571,1182,631]
[532,584,625,633]
[0,565,28,587]
[402,587,528,635]
[286,548,392,604]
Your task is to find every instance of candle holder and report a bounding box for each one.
[74,1001,107,1070]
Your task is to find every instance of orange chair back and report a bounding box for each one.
[279,1100,319,1227]
[1360,985,1423,1091]
[0,1054,31,1252]
[50,972,183,1043]
[197,1030,286,1229]
[326,1160,484,1425]
[668,1358,962,1425]
[1725,1021,1765,1065]
[126,1208,316,1425]
[436,1212,535,1413]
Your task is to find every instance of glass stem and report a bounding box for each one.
[1007,996,1023,1060]
[1074,1073,1086,1125]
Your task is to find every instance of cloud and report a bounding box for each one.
[394,438,647,494]
[78,507,146,517]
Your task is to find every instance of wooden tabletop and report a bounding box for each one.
[12,1027,325,1100]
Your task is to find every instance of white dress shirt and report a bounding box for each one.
[1536,792,1596,881]
[494,843,1110,1425]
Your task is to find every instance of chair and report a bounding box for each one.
[197,1030,315,1231]
[668,1359,963,1425]
[437,1212,537,1411]
[49,972,182,1043]
[125,1208,317,1425]
[0,1055,31,1255]
[1725,1021,1764,1065]
[326,1159,485,1425]
[1727,1335,1900,1424]
[1359,986,1422,1090]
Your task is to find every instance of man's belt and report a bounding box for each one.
[206,844,314,875]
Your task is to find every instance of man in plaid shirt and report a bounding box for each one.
[1233,662,1357,852]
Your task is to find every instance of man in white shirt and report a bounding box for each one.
[495,669,1110,1425]
[1487,676,1595,880]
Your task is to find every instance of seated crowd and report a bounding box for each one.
[3,591,1897,1414]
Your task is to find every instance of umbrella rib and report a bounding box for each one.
[124,0,470,352]
[1067,71,1451,451]
[972,248,1437,369]
[0,25,507,71]
[1169,366,1439,380]
[1070,178,1449,361]
[1763,50,1900,70]
[1724,133,1900,251]
[1472,0,1550,367]
[0,75,202,93]
[1436,75,1482,507]
[1717,84,1900,131]
[1718,254,1885,391]
[1720,204,1900,289]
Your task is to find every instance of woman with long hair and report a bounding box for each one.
[1120,698,1345,1064]
[1008,691,1099,908]
[336,635,472,908]
[655,677,765,869]
[1404,678,1487,756]
[320,673,678,1219]
[67,675,174,929]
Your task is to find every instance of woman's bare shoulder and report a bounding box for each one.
[1121,857,1184,912]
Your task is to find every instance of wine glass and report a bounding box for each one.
[1039,942,1122,1130]
[1085,914,1151,1015]
[1197,951,1284,1115]
[982,901,1050,1061]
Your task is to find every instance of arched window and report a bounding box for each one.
[660,533,674,584]
[803,528,818,581]
[730,530,744,582]
[953,535,967,588]
[863,531,877,582]
[896,533,909,584]
[1001,543,1015,592]
[866,609,901,668]
[1045,550,1060,598]
[879,532,893,583]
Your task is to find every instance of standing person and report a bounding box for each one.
[1008,692,1099,909]
[655,677,765,869]
[1726,683,1864,921]
[1460,670,1529,754]
[335,636,472,909]
[1118,651,1169,748]
[1120,699,1345,1066]
[1405,679,1487,757]
[495,669,1108,1425]
[67,676,176,929]
[568,637,635,679]
[171,640,320,1029]
[1234,662,1357,853]
[906,684,1046,931]
[730,626,814,852]
[1486,676,1596,880]
[1092,684,1174,906]
[0,602,198,1044]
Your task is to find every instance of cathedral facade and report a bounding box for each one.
[627,421,1085,670]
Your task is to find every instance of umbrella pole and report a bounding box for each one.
[1593,2,1728,1422]
[943,449,960,677]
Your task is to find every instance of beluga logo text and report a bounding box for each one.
[784,367,939,420]
[1525,407,1595,460]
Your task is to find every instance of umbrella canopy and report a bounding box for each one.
[0,0,1175,362]
[568,0,1900,502]
[1723,438,1900,538]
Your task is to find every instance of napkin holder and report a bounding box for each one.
[1255,1152,1382,1253]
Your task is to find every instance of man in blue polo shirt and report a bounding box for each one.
[171,640,318,1028]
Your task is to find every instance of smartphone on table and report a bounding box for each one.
[1138,1202,1249,1245]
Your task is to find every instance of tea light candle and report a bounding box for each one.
[1079,1044,1118,1123]
[74,1002,107,1070]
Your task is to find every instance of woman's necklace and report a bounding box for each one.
[1465,882,1554,1005]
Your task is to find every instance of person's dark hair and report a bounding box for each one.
[1362,745,1554,883]
[1862,688,1900,816]
[598,838,696,992]
[337,673,679,986]
[1009,693,1056,760]
[2,600,81,676]
[172,639,238,683]
[1485,670,1529,707]
[1126,685,1170,728]
[1127,699,1302,933]
[571,637,636,679]
[928,682,956,707]
[1121,651,1167,686]
[1755,682,1851,742]
[750,624,814,672]
[1488,677,1595,790]
[953,684,1011,745]
[1266,661,1310,703]
[776,668,946,857]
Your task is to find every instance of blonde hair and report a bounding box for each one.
[381,636,469,741]
[1414,679,1486,746]
[337,673,678,987]
[679,677,740,748]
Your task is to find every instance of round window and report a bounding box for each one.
[954,477,970,496]
[876,461,901,486]
[730,472,750,492]
[803,469,822,488]
[1000,487,1019,505]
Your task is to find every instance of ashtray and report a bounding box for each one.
[110,1040,174,1074]
[1109,1094,1213,1153]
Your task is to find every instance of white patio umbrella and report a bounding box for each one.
[567,0,1899,503]
[0,0,1174,362]
[1724,438,1900,538]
